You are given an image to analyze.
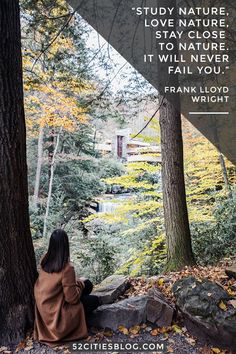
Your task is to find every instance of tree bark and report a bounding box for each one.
[159,97,195,270]
[33,126,44,208]
[0,0,37,344]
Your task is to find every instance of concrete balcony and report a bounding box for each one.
[127,154,161,163]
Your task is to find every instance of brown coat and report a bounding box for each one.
[34,262,88,345]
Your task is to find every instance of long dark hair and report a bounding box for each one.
[41,229,70,273]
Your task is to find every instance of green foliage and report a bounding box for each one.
[73,232,118,283]
[22,0,165,278]
[97,158,125,179]
[117,234,166,277]
[29,156,124,237]
[105,162,161,191]
[183,120,236,222]
[21,0,91,82]
[85,159,164,276]
[23,0,236,279]
[191,189,236,265]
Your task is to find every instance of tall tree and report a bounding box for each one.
[156,0,194,270]
[0,0,37,344]
[33,126,44,208]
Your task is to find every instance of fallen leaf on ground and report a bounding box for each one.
[167,346,174,353]
[129,325,140,335]
[218,301,227,311]
[145,326,152,332]
[118,325,129,335]
[15,341,26,352]
[158,326,172,334]
[227,288,236,296]
[172,324,182,333]
[150,328,159,336]
[228,299,236,308]
[103,330,113,337]
[200,346,212,354]
[185,337,196,346]
[211,348,222,354]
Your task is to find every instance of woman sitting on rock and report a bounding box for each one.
[34,229,100,346]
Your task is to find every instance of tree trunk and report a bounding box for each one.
[159,97,195,270]
[48,128,55,183]
[33,126,44,208]
[218,151,231,196]
[0,0,37,344]
[43,127,62,237]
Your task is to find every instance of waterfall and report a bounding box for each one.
[98,201,118,213]
[97,194,133,213]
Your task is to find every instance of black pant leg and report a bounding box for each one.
[80,279,100,315]
[82,279,93,296]
[81,294,100,315]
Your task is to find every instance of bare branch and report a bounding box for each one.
[131,95,165,139]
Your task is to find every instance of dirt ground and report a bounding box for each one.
[3,324,232,354]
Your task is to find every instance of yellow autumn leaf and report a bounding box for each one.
[129,325,140,335]
[158,326,172,334]
[218,301,227,311]
[211,348,221,354]
[227,288,236,296]
[118,325,129,335]
[103,329,113,337]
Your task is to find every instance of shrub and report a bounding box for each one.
[73,232,118,283]
[191,189,236,265]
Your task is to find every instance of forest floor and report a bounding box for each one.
[5,328,214,354]
[1,260,234,354]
